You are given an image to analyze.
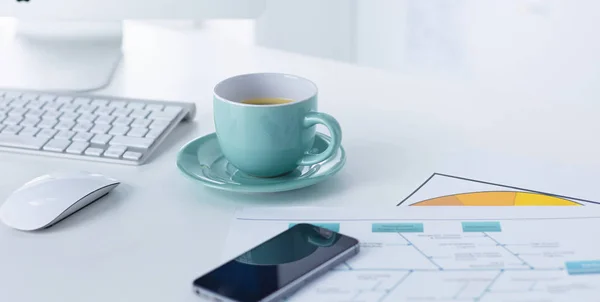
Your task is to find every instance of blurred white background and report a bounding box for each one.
[1,0,598,93]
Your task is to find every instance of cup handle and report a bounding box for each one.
[297,112,342,166]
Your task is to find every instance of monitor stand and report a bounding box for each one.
[0,21,122,93]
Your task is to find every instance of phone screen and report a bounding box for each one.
[193,223,359,302]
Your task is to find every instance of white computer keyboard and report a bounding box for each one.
[0,90,196,165]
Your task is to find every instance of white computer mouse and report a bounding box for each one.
[0,171,120,231]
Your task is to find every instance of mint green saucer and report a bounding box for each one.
[176,132,346,193]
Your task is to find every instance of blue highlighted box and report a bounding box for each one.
[289,223,340,232]
[566,261,600,275]
[372,223,424,233]
[462,221,502,232]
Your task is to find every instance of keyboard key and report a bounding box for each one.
[146,104,164,112]
[4,92,21,99]
[37,128,58,139]
[148,110,178,120]
[3,125,23,135]
[149,120,170,129]
[108,101,127,108]
[145,128,163,139]
[37,119,58,129]
[114,117,133,126]
[25,100,45,110]
[72,132,94,142]
[72,122,93,132]
[43,139,71,152]
[94,115,115,124]
[10,99,27,108]
[0,114,6,123]
[66,141,89,154]
[76,105,97,114]
[90,124,111,134]
[61,104,79,112]
[95,106,115,116]
[0,133,50,150]
[54,130,76,140]
[4,115,22,125]
[55,96,73,103]
[84,147,104,156]
[25,109,44,119]
[91,99,109,106]
[59,112,79,121]
[21,93,38,101]
[91,134,112,145]
[19,127,40,137]
[109,100,128,108]
[104,145,127,158]
[113,108,132,117]
[73,97,91,105]
[43,110,63,119]
[127,127,148,137]
[164,106,182,114]
[131,118,152,128]
[108,125,129,136]
[129,109,150,119]
[0,107,11,115]
[20,118,40,127]
[109,135,154,149]
[123,151,143,161]
[126,102,146,109]
[77,114,97,123]
[55,120,75,130]
[39,95,57,102]
[43,102,62,111]
[9,107,28,116]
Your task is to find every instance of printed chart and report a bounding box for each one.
[398,173,599,206]
[225,207,600,302]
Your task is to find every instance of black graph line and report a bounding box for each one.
[397,173,436,206]
[397,173,599,206]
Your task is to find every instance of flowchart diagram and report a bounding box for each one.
[300,220,599,301]
[227,208,600,302]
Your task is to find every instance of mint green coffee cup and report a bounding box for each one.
[213,73,342,178]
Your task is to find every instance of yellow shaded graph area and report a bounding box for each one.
[412,191,580,206]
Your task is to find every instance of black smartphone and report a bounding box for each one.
[192,223,360,302]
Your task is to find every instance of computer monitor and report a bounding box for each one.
[0,0,266,92]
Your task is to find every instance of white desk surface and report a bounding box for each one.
[1,14,600,301]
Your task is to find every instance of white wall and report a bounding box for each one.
[355,0,409,71]
[254,0,357,62]
[254,0,466,72]
[254,0,600,86]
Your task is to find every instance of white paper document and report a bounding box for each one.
[225,207,600,302]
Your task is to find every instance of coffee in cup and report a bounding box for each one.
[241,97,294,105]
[213,73,342,178]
